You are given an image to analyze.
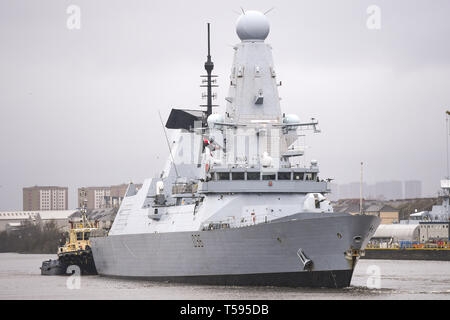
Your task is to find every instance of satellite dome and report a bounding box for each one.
[236,10,270,41]
[207,113,224,129]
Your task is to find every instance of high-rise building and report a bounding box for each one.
[338,182,367,199]
[404,180,422,199]
[365,184,377,200]
[374,181,403,200]
[334,180,421,201]
[78,186,110,210]
[23,186,68,211]
[327,183,339,201]
[78,184,138,209]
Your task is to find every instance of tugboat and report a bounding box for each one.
[41,201,99,275]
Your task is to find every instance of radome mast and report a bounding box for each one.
[201,23,218,125]
[446,110,450,179]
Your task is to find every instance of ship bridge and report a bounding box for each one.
[199,167,329,194]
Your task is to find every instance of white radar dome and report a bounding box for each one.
[236,10,270,41]
[283,114,300,124]
[207,113,224,129]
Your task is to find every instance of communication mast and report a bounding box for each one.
[200,23,218,125]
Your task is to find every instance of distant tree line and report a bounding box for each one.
[0,220,67,254]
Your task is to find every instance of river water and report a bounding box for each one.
[0,253,449,300]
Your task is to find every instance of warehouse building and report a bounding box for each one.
[371,224,420,242]
[419,222,449,242]
[0,210,77,232]
[0,211,38,232]
[333,200,400,224]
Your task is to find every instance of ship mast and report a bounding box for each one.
[445,111,450,179]
[201,23,218,126]
[446,111,450,240]
[79,189,94,229]
[360,162,364,215]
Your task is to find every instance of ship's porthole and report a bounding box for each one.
[337,233,342,239]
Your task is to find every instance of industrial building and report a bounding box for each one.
[370,222,449,243]
[371,224,420,242]
[419,222,449,242]
[0,210,77,232]
[365,205,400,224]
[333,200,400,224]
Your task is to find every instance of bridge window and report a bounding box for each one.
[84,232,90,240]
[247,172,260,180]
[76,232,83,241]
[232,172,245,180]
[294,172,304,181]
[217,172,230,181]
[262,174,276,181]
[305,173,313,181]
[278,172,291,180]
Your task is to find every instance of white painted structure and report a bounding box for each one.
[107,17,332,235]
[372,224,420,242]
[0,210,77,231]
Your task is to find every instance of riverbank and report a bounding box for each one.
[0,221,65,254]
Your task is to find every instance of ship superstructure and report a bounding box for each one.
[91,11,380,288]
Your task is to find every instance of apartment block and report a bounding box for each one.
[404,180,422,199]
[23,186,68,211]
[78,184,137,210]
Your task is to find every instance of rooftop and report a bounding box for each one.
[0,210,77,220]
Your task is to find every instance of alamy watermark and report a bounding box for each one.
[66,5,81,30]
[366,264,381,289]
[366,5,381,30]
[66,265,81,290]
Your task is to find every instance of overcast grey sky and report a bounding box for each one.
[0,0,449,210]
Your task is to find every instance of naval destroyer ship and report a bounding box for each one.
[90,11,380,288]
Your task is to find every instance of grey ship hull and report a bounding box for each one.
[91,213,379,288]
